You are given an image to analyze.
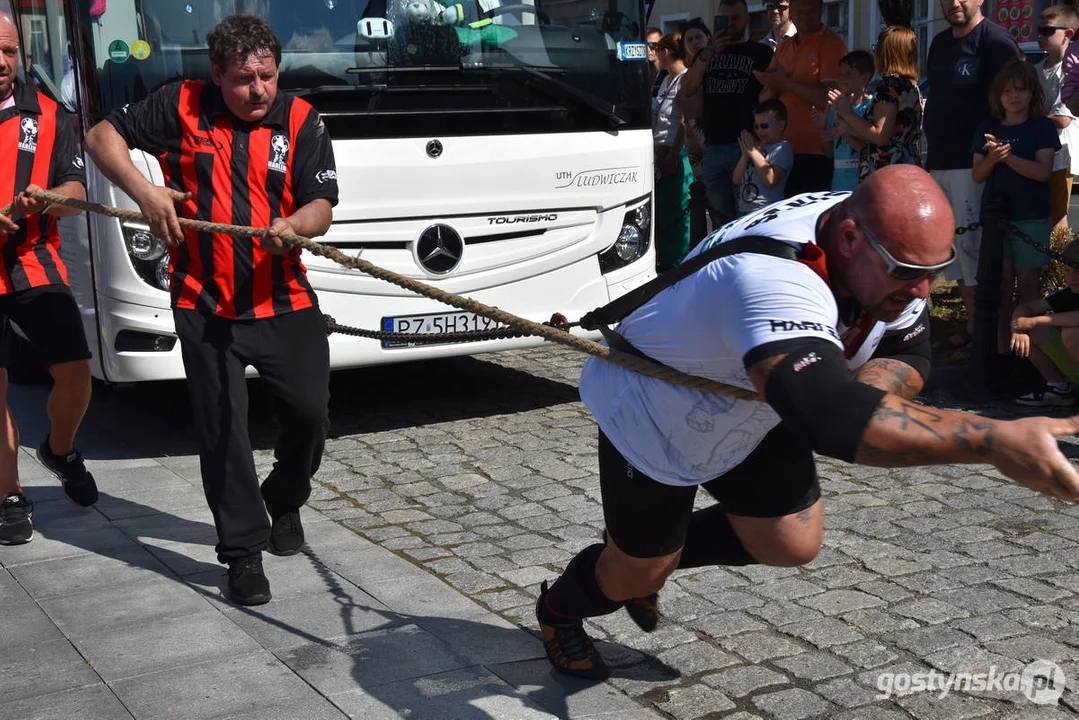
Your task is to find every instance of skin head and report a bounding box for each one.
[827,165,956,322]
[683,27,710,58]
[646,29,662,66]
[753,109,785,145]
[717,2,750,41]
[0,12,19,103]
[837,62,872,96]
[768,2,791,32]
[940,0,984,30]
[790,0,823,37]
[210,51,278,122]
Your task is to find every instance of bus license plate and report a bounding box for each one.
[381,311,506,348]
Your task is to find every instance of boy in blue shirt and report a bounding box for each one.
[815,50,874,191]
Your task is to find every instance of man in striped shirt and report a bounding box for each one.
[0,10,96,549]
[86,13,339,605]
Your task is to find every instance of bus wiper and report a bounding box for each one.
[459,63,626,127]
[293,83,387,96]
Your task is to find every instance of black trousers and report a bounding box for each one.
[785,154,834,198]
[174,307,330,564]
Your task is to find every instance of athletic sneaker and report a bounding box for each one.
[263,491,305,556]
[36,437,98,507]
[624,593,660,632]
[0,493,33,545]
[227,554,272,606]
[1015,385,1078,408]
[536,580,610,681]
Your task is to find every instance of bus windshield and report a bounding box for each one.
[73,0,649,136]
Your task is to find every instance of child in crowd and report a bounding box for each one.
[814,50,874,192]
[1010,240,1079,407]
[733,99,793,216]
[1035,4,1079,232]
[972,59,1060,355]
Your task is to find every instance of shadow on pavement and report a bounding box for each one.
[5,352,580,461]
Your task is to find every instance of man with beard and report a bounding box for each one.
[925,0,1020,352]
[679,0,773,227]
[533,166,1079,680]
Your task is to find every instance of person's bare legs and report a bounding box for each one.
[0,369,21,498]
[45,359,91,455]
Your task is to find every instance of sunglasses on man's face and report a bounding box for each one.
[1039,26,1065,37]
[647,41,659,49]
[770,4,789,11]
[753,121,782,130]
[858,221,955,282]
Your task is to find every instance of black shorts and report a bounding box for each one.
[0,285,92,369]
[600,423,821,559]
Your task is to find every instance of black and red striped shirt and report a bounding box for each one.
[105,80,339,320]
[0,81,86,295]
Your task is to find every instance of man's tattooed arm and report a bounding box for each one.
[855,394,998,467]
[856,358,924,400]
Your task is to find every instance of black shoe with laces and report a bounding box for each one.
[36,437,98,507]
[535,580,610,681]
[0,493,33,545]
[227,554,271,606]
[262,492,305,556]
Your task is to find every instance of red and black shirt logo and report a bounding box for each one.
[0,81,86,294]
[105,80,339,320]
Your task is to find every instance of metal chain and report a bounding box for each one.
[1001,220,1079,268]
[954,222,982,236]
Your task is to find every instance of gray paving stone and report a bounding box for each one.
[956,613,1035,643]
[220,695,348,719]
[689,611,765,638]
[653,684,735,718]
[830,641,900,670]
[655,640,739,677]
[747,600,824,627]
[718,632,805,663]
[753,578,825,601]
[751,687,834,720]
[701,665,790,697]
[0,683,133,720]
[73,610,262,682]
[0,637,101,704]
[0,524,144,568]
[815,677,882,708]
[887,625,970,655]
[798,589,886,615]
[773,651,854,680]
[893,598,971,625]
[984,636,1076,664]
[489,658,664,719]
[8,544,176,600]
[893,691,996,719]
[779,617,864,648]
[110,651,320,720]
[0,592,65,651]
[38,574,208,639]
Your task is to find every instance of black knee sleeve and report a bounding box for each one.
[677,505,758,569]
[543,543,624,622]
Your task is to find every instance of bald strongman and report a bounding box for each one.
[535,165,1079,680]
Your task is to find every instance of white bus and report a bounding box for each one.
[7,0,655,383]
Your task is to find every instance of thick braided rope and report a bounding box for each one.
[5,190,760,400]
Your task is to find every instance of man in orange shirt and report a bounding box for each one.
[755,0,847,195]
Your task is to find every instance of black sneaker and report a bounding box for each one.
[0,493,33,545]
[624,593,660,632]
[536,580,610,681]
[36,437,98,507]
[263,493,305,556]
[227,554,271,606]
[1016,385,1079,408]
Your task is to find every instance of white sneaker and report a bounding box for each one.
[1016,386,1078,407]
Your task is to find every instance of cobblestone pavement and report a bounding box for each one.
[11,344,1079,719]
[300,346,1079,719]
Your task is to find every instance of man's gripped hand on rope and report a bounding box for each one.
[260,217,296,255]
[1,182,89,234]
[130,184,192,246]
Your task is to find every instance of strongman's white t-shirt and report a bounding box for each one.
[579,192,926,486]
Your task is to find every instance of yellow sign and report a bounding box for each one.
[131,40,151,61]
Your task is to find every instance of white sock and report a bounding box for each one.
[1048,381,1070,391]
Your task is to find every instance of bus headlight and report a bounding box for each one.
[121,222,171,291]
[122,223,167,261]
[599,199,651,273]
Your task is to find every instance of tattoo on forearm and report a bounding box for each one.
[856,396,998,467]
[856,359,924,400]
